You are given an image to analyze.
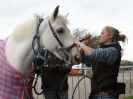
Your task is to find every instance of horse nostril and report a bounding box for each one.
[74,55,81,62]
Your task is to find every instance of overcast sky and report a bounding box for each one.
[0,0,133,61]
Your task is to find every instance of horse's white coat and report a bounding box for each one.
[5,7,80,74]
[0,6,81,98]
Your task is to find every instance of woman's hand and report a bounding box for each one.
[74,39,85,50]
[82,34,91,45]
[74,36,93,55]
[74,39,81,47]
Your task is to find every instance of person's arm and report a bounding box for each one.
[81,54,92,67]
[74,39,93,55]
[74,39,118,65]
[89,47,118,65]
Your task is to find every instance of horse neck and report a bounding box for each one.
[6,37,35,74]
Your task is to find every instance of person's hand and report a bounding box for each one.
[74,39,81,47]
[74,39,85,51]
[82,34,91,45]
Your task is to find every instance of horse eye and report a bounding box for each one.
[56,28,64,34]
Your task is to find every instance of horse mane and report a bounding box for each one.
[11,14,68,43]
[11,15,41,42]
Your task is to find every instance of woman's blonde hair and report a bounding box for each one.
[104,26,128,44]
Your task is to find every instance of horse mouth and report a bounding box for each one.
[74,55,81,64]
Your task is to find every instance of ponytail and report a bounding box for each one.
[118,34,128,44]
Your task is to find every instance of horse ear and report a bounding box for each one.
[53,6,59,20]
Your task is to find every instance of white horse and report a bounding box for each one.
[0,6,81,99]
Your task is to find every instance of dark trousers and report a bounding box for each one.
[43,89,68,99]
[90,96,118,99]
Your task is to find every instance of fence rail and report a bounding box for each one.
[69,66,133,99]
[34,66,133,99]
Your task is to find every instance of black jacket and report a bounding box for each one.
[41,51,71,90]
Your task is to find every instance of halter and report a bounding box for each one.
[32,16,75,66]
[32,18,43,55]
[32,16,90,66]
[32,17,74,95]
[48,20,73,67]
[48,20,64,47]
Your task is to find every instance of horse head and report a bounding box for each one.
[39,6,81,66]
[5,6,81,74]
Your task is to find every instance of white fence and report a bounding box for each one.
[34,66,133,99]
[69,66,133,99]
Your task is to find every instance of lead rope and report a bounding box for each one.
[71,75,92,99]
[59,70,70,90]
[32,17,45,96]
[33,49,49,95]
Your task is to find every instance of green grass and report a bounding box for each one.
[130,82,133,89]
[125,95,133,99]
[131,82,133,89]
